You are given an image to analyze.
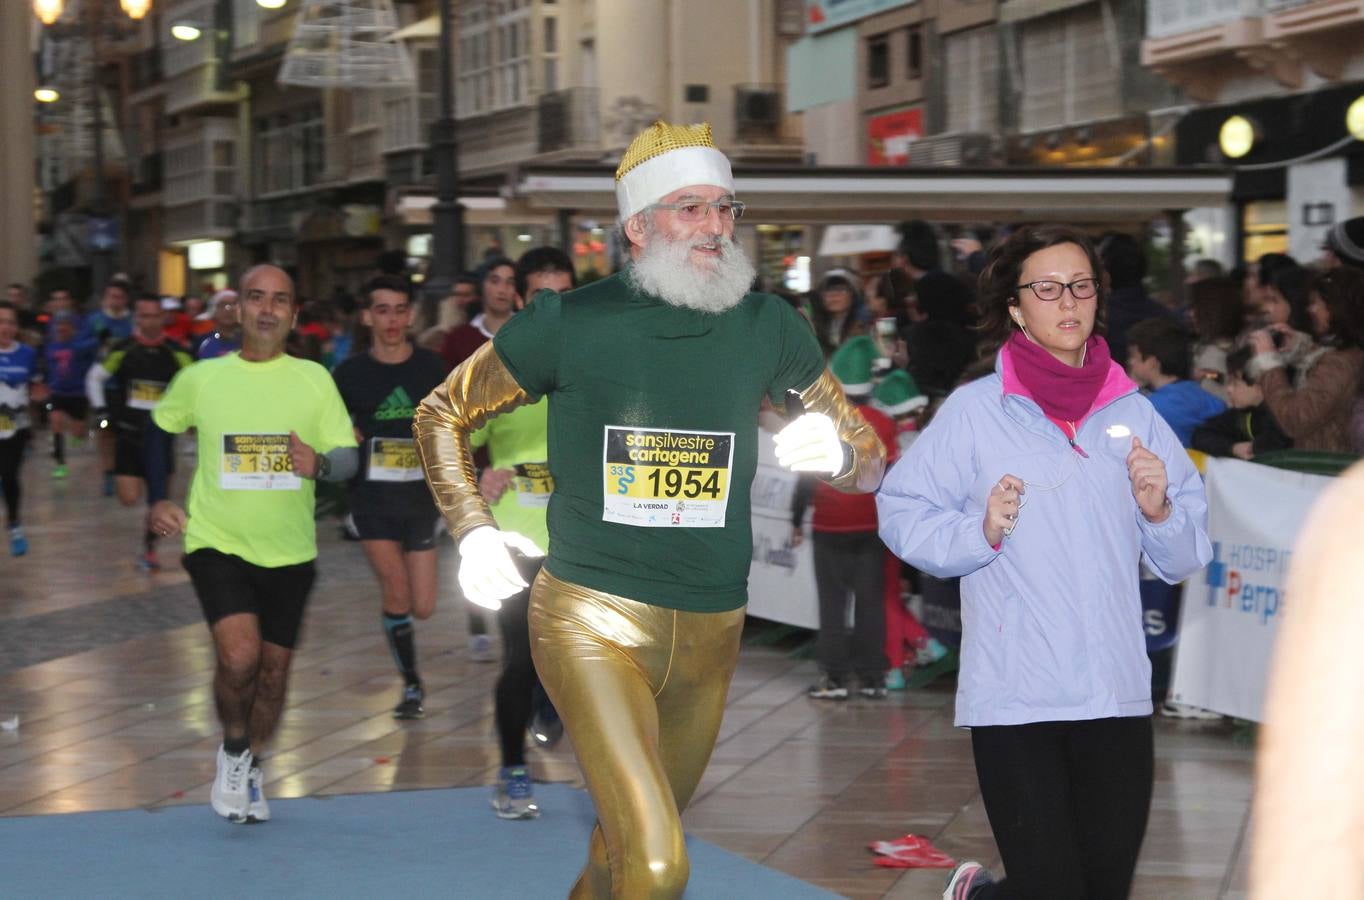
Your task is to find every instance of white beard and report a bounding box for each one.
[627,232,756,314]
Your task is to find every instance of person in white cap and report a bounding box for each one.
[198,290,241,359]
[415,121,886,898]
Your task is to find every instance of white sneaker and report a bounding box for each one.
[210,745,253,823]
[246,766,270,823]
[470,633,496,663]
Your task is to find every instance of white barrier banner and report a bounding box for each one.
[1170,457,1333,721]
[747,428,819,630]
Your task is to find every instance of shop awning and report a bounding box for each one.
[388,15,439,42]
[817,225,900,256]
[512,165,1234,226]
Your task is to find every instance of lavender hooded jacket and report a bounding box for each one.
[876,348,1212,727]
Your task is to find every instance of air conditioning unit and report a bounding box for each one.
[908,132,997,167]
[736,88,780,126]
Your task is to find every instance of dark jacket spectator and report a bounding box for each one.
[901,270,976,396]
[1247,267,1364,454]
[1100,233,1173,364]
[1191,347,1290,460]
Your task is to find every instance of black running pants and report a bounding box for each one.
[0,429,29,526]
[970,716,1154,900]
[494,557,544,767]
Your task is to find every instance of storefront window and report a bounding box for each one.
[1243,200,1289,262]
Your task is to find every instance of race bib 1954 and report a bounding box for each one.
[601,426,734,528]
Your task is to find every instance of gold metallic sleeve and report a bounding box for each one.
[413,341,531,543]
[798,368,887,493]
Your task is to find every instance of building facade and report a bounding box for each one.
[1142,0,1364,264]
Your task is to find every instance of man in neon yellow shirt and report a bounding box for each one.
[147,265,358,825]
[471,245,575,820]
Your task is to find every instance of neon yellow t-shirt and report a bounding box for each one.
[153,352,358,567]
[470,399,550,553]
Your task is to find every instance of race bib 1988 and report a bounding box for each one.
[601,426,734,528]
[220,433,301,491]
[368,437,423,482]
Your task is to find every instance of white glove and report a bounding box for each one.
[457,525,545,611]
[773,412,845,476]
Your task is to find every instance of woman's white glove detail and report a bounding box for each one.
[457,525,545,611]
[773,412,845,476]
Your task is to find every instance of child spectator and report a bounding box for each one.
[1126,317,1226,446]
[1191,346,1290,460]
[792,336,899,699]
[1194,342,1287,458]
[869,370,945,689]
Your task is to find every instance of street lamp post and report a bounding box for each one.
[33,0,142,298]
[423,0,464,316]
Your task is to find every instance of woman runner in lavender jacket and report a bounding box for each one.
[877,226,1211,900]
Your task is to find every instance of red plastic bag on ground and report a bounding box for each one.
[868,834,958,868]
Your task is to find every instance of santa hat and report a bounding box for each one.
[830,335,878,398]
[615,121,734,221]
[872,370,928,417]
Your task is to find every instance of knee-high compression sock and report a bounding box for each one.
[144,530,158,553]
[53,433,65,464]
[382,613,420,686]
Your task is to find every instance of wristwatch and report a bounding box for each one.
[314,452,330,480]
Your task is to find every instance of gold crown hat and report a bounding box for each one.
[615,121,734,221]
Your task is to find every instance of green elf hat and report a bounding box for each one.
[872,369,929,417]
[830,335,878,398]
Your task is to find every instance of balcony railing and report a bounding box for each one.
[537,87,600,154]
[347,129,384,183]
[164,200,235,243]
[1146,0,1265,38]
[382,93,438,155]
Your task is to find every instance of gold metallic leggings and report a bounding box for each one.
[528,568,746,900]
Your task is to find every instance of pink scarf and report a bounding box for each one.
[1005,331,1111,422]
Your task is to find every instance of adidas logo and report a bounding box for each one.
[374,386,416,421]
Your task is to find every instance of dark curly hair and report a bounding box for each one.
[977,225,1106,346]
[1310,266,1364,349]
[1188,276,1244,342]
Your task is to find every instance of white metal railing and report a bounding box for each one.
[164,200,234,242]
[1146,0,1266,38]
[163,119,237,204]
[347,129,383,182]
[382,93,437,154]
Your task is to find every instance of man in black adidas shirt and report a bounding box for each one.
[333,277,448,718]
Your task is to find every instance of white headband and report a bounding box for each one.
[615,146,734,221]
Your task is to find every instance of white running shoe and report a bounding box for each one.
[210,745,253,823]
[246,766,270,823]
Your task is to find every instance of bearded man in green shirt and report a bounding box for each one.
[415,122,885,899]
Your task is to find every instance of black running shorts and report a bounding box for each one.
[113,434,174,478]
[48,395,89,420]
[184,548,317,649]
[352,512,439,552]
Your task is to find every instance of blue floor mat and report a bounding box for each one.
[0,784,838,899]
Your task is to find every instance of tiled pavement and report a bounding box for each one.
[0,440,1254,898]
